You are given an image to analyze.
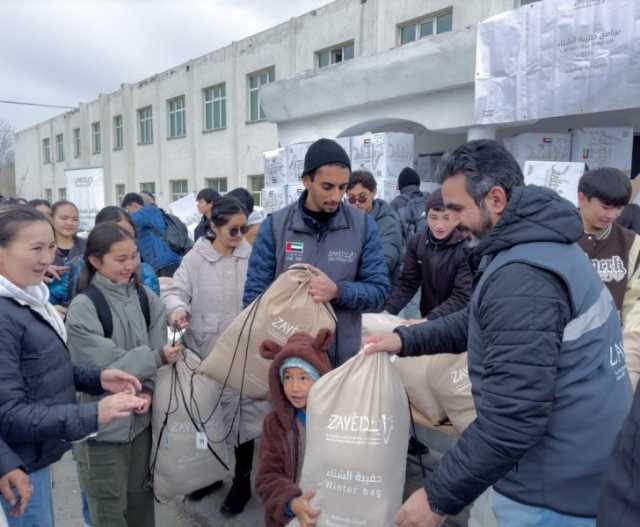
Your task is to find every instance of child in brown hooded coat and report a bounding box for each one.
[256,329,333,527]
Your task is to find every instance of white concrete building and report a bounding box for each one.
[17,0,638,207]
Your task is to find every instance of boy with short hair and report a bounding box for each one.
[385,188,472,320]
[256,330,333,527]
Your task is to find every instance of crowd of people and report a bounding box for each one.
[0,137,639,527]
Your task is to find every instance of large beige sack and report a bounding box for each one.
[361,312,408,337]
[292,352,410,527]
[197,264,336,399]
[394,353,475,435]
[150,349,229,500]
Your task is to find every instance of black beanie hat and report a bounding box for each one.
[397,167,420,190]
[303,138,351,177]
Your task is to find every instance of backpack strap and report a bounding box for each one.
[82,282,151,339]
[82,284,113,339]
[137,284,151,331]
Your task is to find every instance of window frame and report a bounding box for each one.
[247,174,265,206]
[203,83,227,131]
[399,8,453,45]
[55,133,64,162]
[170,179,189,202]
[167,96,186,139]
[247,67,275,123]
[139,182,156,196]
[204,177,228,194]
[73,128,80,158]
[115,183,126,206]
[58,187,66,200]
[91,121,102,155]
[113,115,124,150]
[316,41,355,69]
[137,106,154,145]
[42,138,51,164]
[44,188,53,202]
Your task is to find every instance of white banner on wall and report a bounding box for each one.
[523,160,586,207]
[64,167,105,231]
[475,0,640,125]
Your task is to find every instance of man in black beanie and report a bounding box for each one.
[243,138,390,366]
[391,166,429,241]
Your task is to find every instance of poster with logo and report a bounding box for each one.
[523,160,586,207]
[475,0,640,124]
[503,133,572,170]
[64,167,105,231]
[570,127,634,174]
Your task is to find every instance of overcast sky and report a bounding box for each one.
[0,0,331,132]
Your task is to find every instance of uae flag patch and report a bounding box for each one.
[286,241,304,254]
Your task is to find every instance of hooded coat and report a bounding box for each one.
[256,330,333,527]
[395,185,632,517]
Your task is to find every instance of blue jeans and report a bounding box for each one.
[493,491,595,527]
[0,466,55,527]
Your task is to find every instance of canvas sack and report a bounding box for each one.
[291,351,410,527]
[197,264,336,399]
[150,349,229,500]
[361,312,408,337]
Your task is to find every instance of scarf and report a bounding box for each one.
[0,275,67,342]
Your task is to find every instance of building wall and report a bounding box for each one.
[14,0,521,206]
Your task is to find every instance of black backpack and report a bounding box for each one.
[158,209,193,256]
[395,192,428,241]
[81,283,150,339]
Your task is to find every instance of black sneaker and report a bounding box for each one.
[186,480,224,501]
[220,476,252,516]
[408,436,429,456]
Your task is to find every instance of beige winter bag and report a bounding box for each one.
[150,349,229,500]
[292,351,410,527]
[394,353,476,435]
[361,312,408,337]
[197,264,337,399]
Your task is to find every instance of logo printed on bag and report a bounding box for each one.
[269,316,301,341]
[327,414,395,445]
[609,342,627,381]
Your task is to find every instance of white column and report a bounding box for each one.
[467,126,497,141]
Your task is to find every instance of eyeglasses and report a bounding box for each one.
[227,225,250,237]
[347,194,370,204]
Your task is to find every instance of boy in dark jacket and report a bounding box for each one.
[385,189,472,320]
[256,330,333,527]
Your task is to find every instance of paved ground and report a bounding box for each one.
[53,427,474,526]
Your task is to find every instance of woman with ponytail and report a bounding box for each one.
[163,196,270,515]
[65,223,182,527]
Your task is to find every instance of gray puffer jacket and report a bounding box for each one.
[368,199,403,285]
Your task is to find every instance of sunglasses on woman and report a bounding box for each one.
[347,194,370,204]
[227,225,250,237]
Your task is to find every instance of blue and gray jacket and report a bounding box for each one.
[243,192,390,366]
[396,185,632,517]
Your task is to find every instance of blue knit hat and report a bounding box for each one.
[280,358,321,384]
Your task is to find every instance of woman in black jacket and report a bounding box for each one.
[0,206,145,527]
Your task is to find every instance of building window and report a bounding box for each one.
[205,177,228,194]
[317,42,355,68]
[248,174,264,206]
[137,106,153,145]
[203,83,226,131]
[55,134,64,162]
[58,187,67,200]
[91,122,102,155]
[73,128,80,158]
[399,9,453,45]
[113,115,124,150]
[167,96,186,139]
[170,179,189,202]
[42,138,51,164]
[140,182,156,195]
[247,68,274,122]
[44,188,53,202]
[519,0,541,5]
[115,184,125,206]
